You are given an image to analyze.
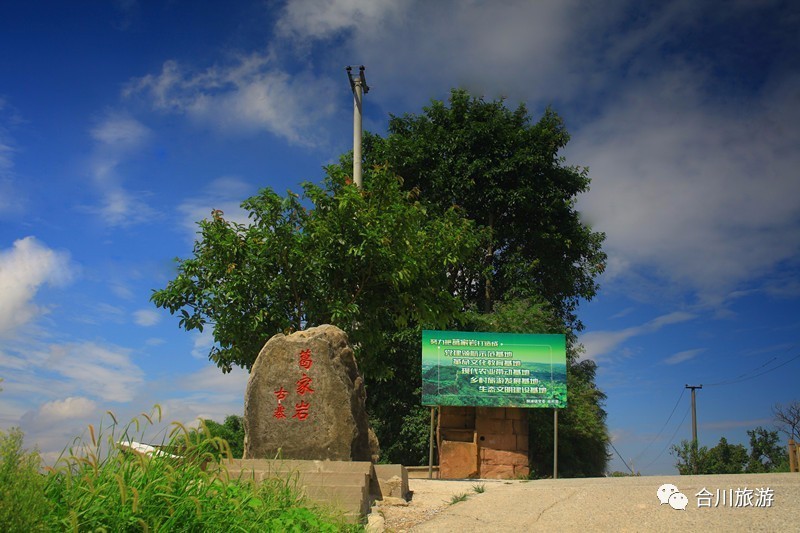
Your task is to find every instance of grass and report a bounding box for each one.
[472,483,485,494]
[449,492,469,505]
[0,406,360,532]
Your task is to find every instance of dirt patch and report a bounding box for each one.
[369,478,512,532]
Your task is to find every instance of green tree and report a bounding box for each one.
[671,428,789,475]
[363,90,609,474]
[152,164,480,379]
[0,427,50,531]
[154,90,609,470]
[203,415,246,459]
[367,89,606,329]
[673,440,709,475]
[706,437,748,474]
[456,297,608,477]
[671,438,746,475]
[746,426,788,473]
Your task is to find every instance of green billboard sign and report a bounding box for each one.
[421,330,567,408]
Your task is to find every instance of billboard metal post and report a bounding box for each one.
[553,408,558,479]
[428,406,436,479]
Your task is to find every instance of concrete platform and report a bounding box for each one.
[218,459,409,522]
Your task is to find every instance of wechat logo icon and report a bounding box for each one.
[657,484,688,510]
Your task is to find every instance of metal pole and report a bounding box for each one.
[553,408,558,479]
[352,77,363,188]
[428,407,435,479]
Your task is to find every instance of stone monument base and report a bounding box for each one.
[220,459,409,522]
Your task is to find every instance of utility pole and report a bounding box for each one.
[686,384,702,474]
[345,66,369,188]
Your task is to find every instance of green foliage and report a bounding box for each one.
[608,471,640,477]
[472,483,485,493]
[746,426,789,473]
[368,89,606,329]
[1,410,355,531]
[153,89,609,473]
[672,438,747,475]
[449,492,469,504]
[528,356,609,478]
[363,90,609,475]
[0,427,51,532]
[202,415,245,459]
[671,427,789,475]
[152,164,480,379]
[456,297,609,477]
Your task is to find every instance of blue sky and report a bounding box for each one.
[1,1,798,474]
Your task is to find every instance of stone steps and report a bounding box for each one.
[219,459,390,522]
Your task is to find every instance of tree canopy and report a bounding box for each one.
[366,89,606,330]
[671,427,789,475]
[152,164,480,378]
[153,89,609,474]
[362,90,608,475]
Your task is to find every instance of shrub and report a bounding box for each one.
[2,407,356,531]
[0,427,51,532]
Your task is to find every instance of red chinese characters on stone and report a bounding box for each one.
[274,386,288,402]
[273,350,317,421]
[298,349,313,370]
[292,400,310,421]
[296,374,314,395]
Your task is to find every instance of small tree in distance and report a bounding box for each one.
[671,426,789,474]
[773,400,800,441]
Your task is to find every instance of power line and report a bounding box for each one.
[643,403,690,470]
[705,348,800,387]
[609,440,635,475]
[633,388,685,463]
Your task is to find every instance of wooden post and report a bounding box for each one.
[790,439,798,473]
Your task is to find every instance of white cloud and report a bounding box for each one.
[90,115,149,148]
[580,311,695,362]
[133,309,160,327]
[663,348,705,365]
[178,176,254,242]
[191,329,215,360]
[0,98,24,216]
[125,55,337,146]
[85,114,157,227]
[279,0,410,41]
[0,237,72,337]
[271,1,800,307]
[276,0,622,110]
[575,69,800,304]
[44,342,145,403]
[179,364,250,396]
[37,397,97,423]
[701,418,772,431]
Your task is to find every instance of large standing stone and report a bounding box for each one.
[243,324,377,461]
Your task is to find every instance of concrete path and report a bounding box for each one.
[409,473,799,532]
